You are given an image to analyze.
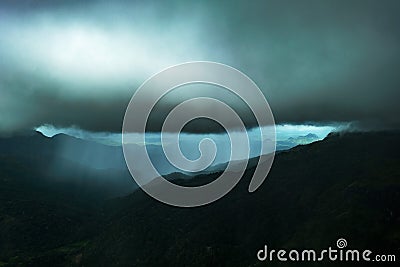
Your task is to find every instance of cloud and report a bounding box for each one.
[1,0,400,134]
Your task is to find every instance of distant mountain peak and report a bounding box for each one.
[283,133,320,147]
[305,133,318,138]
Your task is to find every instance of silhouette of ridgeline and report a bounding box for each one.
[1,131,399,266]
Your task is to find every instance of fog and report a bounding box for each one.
[1,0,399,134]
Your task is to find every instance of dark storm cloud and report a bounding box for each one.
[237,0,400,130]
[0,0,399,134]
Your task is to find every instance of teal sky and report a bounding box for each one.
[36,124,336,146]
[1,0,399,134]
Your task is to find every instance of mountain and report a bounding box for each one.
[0,131,127,170]
[81,131,400,266]
[276,133,320,151]
[287,132,319,144]
[200,133,323,174]
[0,131,138,201]
[1,131,399,266]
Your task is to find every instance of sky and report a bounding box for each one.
[37,124,336,146]
[1,0,400,135]
[36,124,335,174]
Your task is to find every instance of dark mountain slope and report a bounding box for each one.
[0,131,127,170]
[83,131,400,266]
[0,131,399,266]
[0,132,137,198]
[0,132,136,266]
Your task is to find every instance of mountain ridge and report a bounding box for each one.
[1,131,399,266]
